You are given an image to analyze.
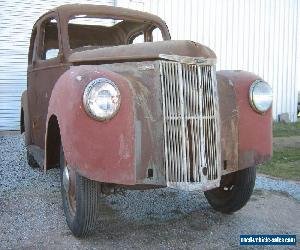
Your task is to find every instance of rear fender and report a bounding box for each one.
[45,65,135,185]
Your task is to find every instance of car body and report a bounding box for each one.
[21,4,273,236]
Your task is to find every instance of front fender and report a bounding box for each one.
[45,65,135,185]
[217,70,272,174]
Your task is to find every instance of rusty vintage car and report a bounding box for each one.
[21,4,273,237]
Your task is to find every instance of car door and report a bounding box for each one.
[27,12,70,149]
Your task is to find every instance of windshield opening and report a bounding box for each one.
[67,15,165,52]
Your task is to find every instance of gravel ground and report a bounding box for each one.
[0,134,299,249]
[256,176,300,201]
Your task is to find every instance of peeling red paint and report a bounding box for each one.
[46,66,136,185]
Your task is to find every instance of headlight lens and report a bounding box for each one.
[83,78,121,121]
[249,80,273,113]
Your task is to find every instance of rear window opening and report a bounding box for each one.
[69,16,123,26]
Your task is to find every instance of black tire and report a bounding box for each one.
[60,145,101,237]
[204,167,256,213]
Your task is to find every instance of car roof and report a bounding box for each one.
[54,4,165,24]
[33,4,170,39]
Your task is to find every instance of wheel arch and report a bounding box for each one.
[20,107,25,134]
[21,90,31,145]
[45,114,61,170]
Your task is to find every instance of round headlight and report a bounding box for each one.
[249,80,273,113]
[83,78,121,121]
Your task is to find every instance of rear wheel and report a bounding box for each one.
[27,150,39,168]
[204,167,256,213]
[60,145,101,237]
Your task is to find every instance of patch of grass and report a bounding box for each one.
[258,147,300,181]
[273,121,300,137]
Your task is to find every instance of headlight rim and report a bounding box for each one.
[82,77,121,121]
[249,79,273,114]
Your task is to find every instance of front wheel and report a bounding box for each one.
[60,145,101,237]
[204,167,256,213]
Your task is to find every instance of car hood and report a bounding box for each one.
[68,40,216,64]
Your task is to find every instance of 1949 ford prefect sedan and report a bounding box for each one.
[21,4,273,237]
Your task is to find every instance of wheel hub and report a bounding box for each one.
[63,165,70,193]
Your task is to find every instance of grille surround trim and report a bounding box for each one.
[159,57,221,191]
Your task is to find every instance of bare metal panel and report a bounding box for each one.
[160,60,221,191]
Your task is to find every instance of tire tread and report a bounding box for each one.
[60,145,100,237]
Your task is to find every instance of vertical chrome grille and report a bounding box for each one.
[159,59,221,191]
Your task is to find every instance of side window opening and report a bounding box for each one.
[39,18,59,60]
[28,27,37,64]
[128,26,163,44]
[152,27,163,42]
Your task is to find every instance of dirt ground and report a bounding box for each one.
[1,185,300,249]
[273,136,300,149]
